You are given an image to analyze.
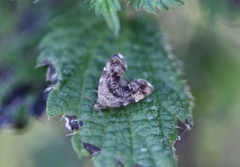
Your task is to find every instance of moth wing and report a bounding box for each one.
[126,79,154,103]
[95,53,127,109]
[107,79,154,107]
[94,53,154,110]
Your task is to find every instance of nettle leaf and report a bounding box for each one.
[90,0,121,35]
[37,3,193,167]
[131,0,184,12]
[89,0,184,34]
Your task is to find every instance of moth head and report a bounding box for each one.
[93,103,102,111]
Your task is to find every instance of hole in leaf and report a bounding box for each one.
[83,142,101,155]
[64,115,81,131]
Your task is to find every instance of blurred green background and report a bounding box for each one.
[0,0,240,167]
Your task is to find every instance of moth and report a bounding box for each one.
[94,53,154,110]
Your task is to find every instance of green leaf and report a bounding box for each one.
[132,0,184,12]
[88,0,184,34]
[37,3,193,167]
[90,0,121,35]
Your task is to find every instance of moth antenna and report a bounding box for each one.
[79,90,96,106]
[86,96,95,105]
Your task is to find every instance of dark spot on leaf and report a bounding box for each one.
[64,115,82,131]
[115,159,124,167]
[79,120,83,127]
[83,142,101,155]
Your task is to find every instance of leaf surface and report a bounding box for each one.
[89,0,184,34]
[37,4,193,167]
[132,0,184,12]
[90,0,121,35]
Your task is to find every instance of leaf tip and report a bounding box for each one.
[103,12,120,35]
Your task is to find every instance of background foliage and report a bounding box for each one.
[0,0,240,167]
